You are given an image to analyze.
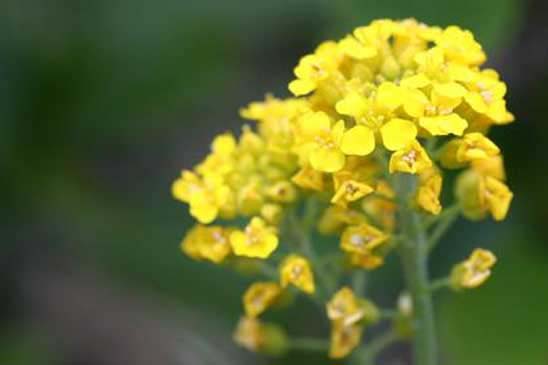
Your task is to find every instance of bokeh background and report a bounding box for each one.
[2,0,548,364]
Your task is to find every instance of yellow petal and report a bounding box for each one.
[340,126,375,156]
[381,119,417,151]
[419,114,468,136]
[310,147,346,173]
[289,79,316,96]
[335,92,368,118]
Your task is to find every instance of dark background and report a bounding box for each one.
[2,0,548,364]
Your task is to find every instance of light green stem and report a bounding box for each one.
[289,337,329,352]
[396,174,438,365]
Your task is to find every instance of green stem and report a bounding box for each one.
[356,330,400,364]
[427,204,461,252]
[396,174,438,365]
[430,277,451,292]
[289,337,329,352]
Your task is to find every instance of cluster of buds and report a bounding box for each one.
[172,18,514,360]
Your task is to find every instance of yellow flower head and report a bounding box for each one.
[451,248,497,289]
[340,223,389,255]
[243,282,282,318]
[280,254,315,294]
[181,225,232,264]
[389,140,432,174]
[230,217,279,259]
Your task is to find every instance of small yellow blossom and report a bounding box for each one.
[331,180,374,208]
[172,171,231,224]
[291,165,325,191]
[265,180,297,203]
[243,282,282,318]
[233,316,265,352]
[329,321,363,359]
[260,203,283,225]
[181,225,232,264]
[389,140,432,174]
[280,255,315,294]
[318,206,368,235]
[471,155,506,181]
[416,171,443,215]
[348,252,385,270]
[456,170,513,221]
[327,287,365,326]
[481,175,513,221]
[436,26,486,66]
[450,248,497,289]
[296,111,346,172]
[230,217,279,259]
[289,42,342,96]
[340,223,389,255]
[441,133,500,168]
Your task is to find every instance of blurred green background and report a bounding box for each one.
[2,0,547,364]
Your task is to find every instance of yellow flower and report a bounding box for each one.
[265,180,297,203]
[464,69,514,124]
[416,170,443,215]
[338,35,377,60]
[481,175,513,221]
[233,316,265,352]
[348,252,385,270]
[230,217,279,258]
[172,171,231,224]
[329,321,363,359]
[243,282,282,318]
[450,248,496,289]
[180,225,232,264]
[335,86,418,153]
[291,165,325,191]
[340,223,389,255]
[288,41,342,96]
[471,155,506,181]
[326,287,365,326]
[260,203,283,225]
[441,133,500,169]
[436,26,486,66]
[389,140,432,174]
[280,255,315,294]
[317,206,368,235]
[455,170,513,221]
[331,179,374,208]
[296,111,346,173]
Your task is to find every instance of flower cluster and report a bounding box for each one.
[172,18,514,360]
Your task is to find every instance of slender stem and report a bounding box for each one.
[430,277,451,292]
[289,337,329,352]
[352,270,367,297]
[356,330,400,364]
[396,174,438,365]
[427,205,461,252]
